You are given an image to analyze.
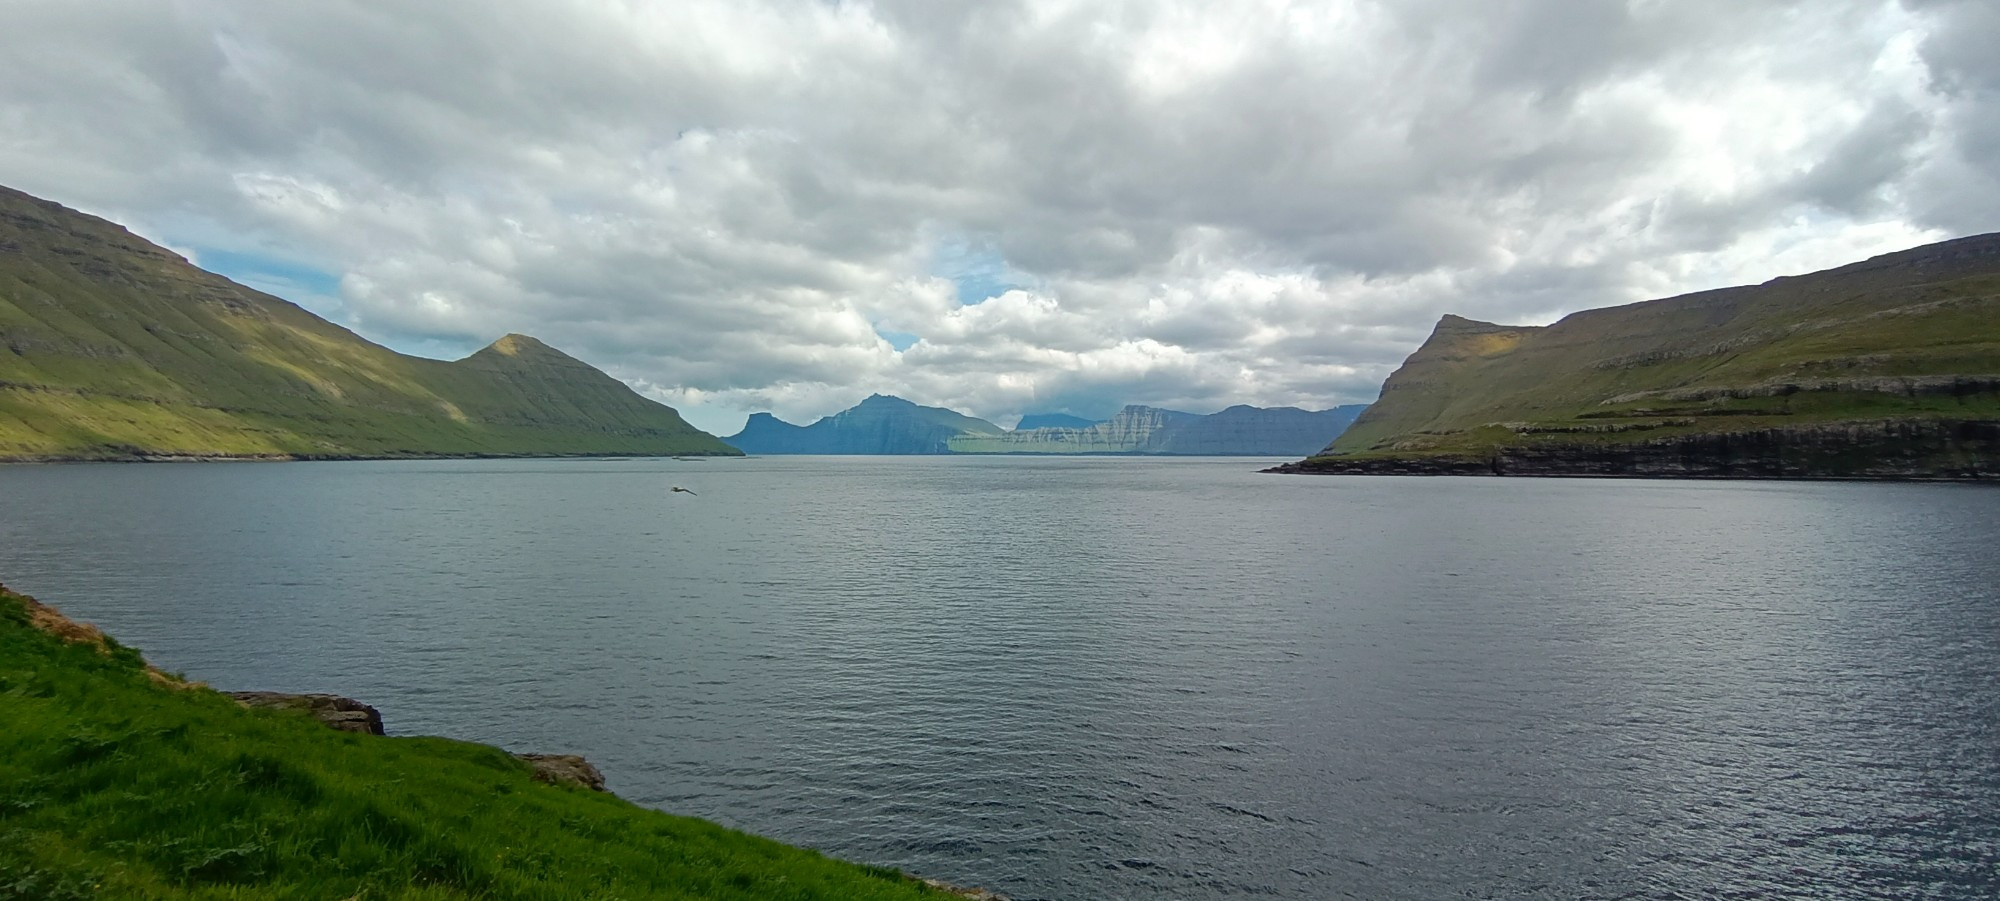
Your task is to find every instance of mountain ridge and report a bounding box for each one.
[723,394,1006,454]
[1275,232,2000,479]
[0,185,739,460]
[726,396,1368,456]
[1013,412,1098,431]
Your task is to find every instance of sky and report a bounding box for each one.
[3,1,1995,435]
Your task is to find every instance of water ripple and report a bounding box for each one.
[1,457,1996,899]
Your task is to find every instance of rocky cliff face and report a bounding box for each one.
[950,404,1364,455]
[1281,232,2000,480]
[947,405,1195,453]
[725,412,812,453]
[1272,420,2000,479]
[1152,404,1367,455]
[723,394,1003,454]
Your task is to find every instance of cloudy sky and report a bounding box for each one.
[3,1,1994,433]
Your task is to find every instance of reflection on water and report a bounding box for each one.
[2,457,1996,899]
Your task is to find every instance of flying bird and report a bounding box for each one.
[670,486,697,496]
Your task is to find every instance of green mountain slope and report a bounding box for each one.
[1280,233,2000,478]
[0,583,953,899]
[0,185,738,460]
[723,394,1003,454]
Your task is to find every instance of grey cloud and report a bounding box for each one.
[1900,0,2000,235]
[0,0,1977,433]
[1792,99,1929,216]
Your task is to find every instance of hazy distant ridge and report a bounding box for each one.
[723,394,1005,454]
[727,396,1367,455]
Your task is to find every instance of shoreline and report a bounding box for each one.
[0,582,1001,900]
[1271,418,2000,482]
[0,449,745,465]
[1262,458,2000,482]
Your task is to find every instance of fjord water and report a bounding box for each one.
[3,458,1997,899]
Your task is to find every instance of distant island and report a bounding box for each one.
[0,186,739,461]
[725,396,1367,456]
[1271,234,2000,480]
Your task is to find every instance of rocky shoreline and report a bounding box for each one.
[220,691,1001,898]
[224,690,613,792]
[6,584,1005,900]
[1267,419,2000,480]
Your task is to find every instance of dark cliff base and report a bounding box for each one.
[1267,419,2000,481]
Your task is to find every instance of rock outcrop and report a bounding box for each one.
[226,691,385,735]
[517,753,609,792]
[226,690,611,792]
[919,877,1010,900]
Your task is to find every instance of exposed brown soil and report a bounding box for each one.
[2,582,198,688]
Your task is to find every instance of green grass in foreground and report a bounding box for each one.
[0,587,947,900]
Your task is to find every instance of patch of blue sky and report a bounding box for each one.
[380,335,488,363]
[194,247,342,298]
[188,246,473,362]
[191,245,357,328]
[875,328,920,351]
[930,234,1025,306]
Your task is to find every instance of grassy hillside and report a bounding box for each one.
[0,186,738,460]
[1300,233,2000,476]
[0,583,955,900]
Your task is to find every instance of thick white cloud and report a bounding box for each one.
[1,0,1988,433]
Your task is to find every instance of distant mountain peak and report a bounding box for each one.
[489,333,549,353]
[481,333,569,359]
[1433,314,1516,333]
[462,333,599,373]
